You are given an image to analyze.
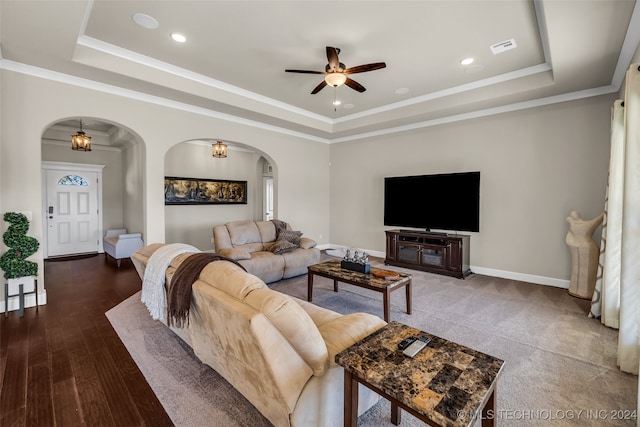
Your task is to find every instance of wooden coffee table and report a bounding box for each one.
[336,321,505,427]
[307,259,411,322]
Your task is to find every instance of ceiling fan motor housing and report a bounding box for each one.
[326,62,346,73]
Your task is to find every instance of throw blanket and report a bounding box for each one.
[271,219,288,236]
[141,243,200,322]
[167,253,247,328]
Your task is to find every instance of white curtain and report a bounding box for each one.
[590,63,640,377]
[590,100,624,328]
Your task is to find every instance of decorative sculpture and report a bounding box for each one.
[565,211,604,299]
[341,248,371,273]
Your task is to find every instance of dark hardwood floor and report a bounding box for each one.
[0,254,174,426]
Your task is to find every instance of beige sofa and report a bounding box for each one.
[131,243,386,427]
[212,219,321,283]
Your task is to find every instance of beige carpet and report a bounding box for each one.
[106,255,637,426]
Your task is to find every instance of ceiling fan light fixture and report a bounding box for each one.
[71,119,92,152]
[212,140,227,158]
[325,73,347,87]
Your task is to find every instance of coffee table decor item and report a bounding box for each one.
[372,269,400,280]
[336,321,505,427]
[340,249,371,273]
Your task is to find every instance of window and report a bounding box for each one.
[57,175,88,186]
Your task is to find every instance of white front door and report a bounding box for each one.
[45,169,100,257]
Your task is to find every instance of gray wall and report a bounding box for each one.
[329,95,615,284]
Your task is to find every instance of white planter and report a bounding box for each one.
[8,276,36,295]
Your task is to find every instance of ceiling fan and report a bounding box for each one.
[285,46,386,94]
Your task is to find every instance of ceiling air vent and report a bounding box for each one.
[490,38,517,55]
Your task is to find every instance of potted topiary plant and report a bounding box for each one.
[0,212,39,298]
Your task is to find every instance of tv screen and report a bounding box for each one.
[384,171,480,232]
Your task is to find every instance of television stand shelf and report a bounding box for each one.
[385,230,471,279]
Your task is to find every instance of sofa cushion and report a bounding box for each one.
[218,247,252,260]
[199,260,267,300]
[256,220,278,243]
[135,242,166,258]
[239,251,285,284]
[227,220,262,246]
[281,248,321,279]
[244,288,328,376]
[212,225,233,251]
[318,313,387,368]
[299,237,317,250]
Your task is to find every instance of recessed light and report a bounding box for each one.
[171,33,187,43]
[394,88,409,95]
[132,13,159,30]
[333,100,341,106]
[343,104,354,109]
[460,57,474,66]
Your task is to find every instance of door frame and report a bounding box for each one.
[263,176,274,221]
[41,161,105,259]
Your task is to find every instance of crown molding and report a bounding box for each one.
[1,58,623,145]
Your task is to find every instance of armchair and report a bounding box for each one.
[103,228,144,267]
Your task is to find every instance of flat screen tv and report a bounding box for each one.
[384,171,480,232]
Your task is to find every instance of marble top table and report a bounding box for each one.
[307,260,412,322]
[335,321,504,427]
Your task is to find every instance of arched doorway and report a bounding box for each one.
[163,139,276,250]
[41,118,145,258]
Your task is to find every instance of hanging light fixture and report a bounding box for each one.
[324,72,347,87]
[71,119,92,151]
[212,140,227,158]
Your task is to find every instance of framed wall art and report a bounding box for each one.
[164,176,247,205]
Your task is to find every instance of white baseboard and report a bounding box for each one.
[320,244,569,289]
[1,290,47,313]
[469,266,569,289]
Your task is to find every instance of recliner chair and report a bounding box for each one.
[103,228,144,267]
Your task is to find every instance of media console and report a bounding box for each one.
[385,230,471,279]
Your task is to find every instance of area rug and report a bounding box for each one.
[106,258,638,426]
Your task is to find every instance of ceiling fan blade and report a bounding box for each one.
[326,47,340,72]
[343,62,387,74]
[311,80,328,94]
[285,69,325,74]
[345,77,366,93]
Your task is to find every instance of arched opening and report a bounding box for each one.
[41,118,146,259]
[163,139,276,250]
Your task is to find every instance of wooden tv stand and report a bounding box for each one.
[385,230,471,279]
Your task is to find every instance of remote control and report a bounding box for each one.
[403,338,429,358]
[397,337,417,350]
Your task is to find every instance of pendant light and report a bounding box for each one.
[71,120,92,151]
[212,140,227,158]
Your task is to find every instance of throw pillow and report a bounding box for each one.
[269,238,297,254]
[277,230,303,245]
